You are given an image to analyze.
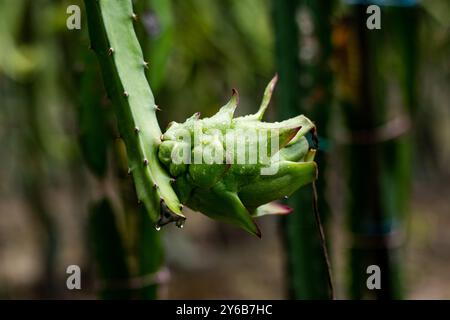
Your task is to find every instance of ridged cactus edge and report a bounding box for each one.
[84,0,185,226]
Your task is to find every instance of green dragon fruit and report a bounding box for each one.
[84,0,317,238]
[157,76,318,237]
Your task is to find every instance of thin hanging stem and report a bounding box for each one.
[312,180,334,299]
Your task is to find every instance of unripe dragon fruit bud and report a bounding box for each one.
[157,76,318,237]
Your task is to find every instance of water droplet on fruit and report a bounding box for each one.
[176,219,185,229]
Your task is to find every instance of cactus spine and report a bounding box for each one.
[84,0,184,226]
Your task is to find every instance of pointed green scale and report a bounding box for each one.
[239,161,318,208]
[252,201,293,218]
[234,74,278,123]
[279,136,310,162]
[204,89,238,130]
[187,183,261,237]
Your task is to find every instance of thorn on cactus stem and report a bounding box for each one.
[160,134,164,141]
[153,183,158,189]
[123,91,129,97]
[134,127,140,134]
[231,88,239,104]
[179,204,184,210]
[108,47,114,55]
[170,178,176,184]
[143,159,149,166]
[143,61,149,69]
[155,105,161,111]
[127,168,131,175]
[131,13,137,21]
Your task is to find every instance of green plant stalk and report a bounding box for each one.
[272,0,334,299]
[114,139,164,299]
[58,0,109,178]
[0,0,35,79]
[78,51,110,177]
[17,0,61,297]
[341,5,416,299]
[79,57,134,299]
[88,198,131,299]
[61,4,131,299]
[64,2,164,298]
[135,205,164,299]
[132,1,168,298]
[84,0,184,225]
[21,82,58,297]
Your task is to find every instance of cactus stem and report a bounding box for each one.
[85,0,185,226]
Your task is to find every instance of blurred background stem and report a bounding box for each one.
[272,0,335,299]
[335,4,418,299]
